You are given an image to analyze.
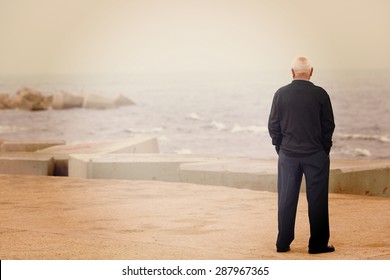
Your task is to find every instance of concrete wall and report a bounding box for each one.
[68,154,217,180]
[69,154,280,192]
[179,159,277,192]
[0,153,55,176]
[1,140,388,198]
[68,153,390,198]
[330,168,390,197]
[36,137,159,176]
[35,137,159,155]
[0,140,65,153]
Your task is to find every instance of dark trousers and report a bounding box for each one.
[276,150,330,250]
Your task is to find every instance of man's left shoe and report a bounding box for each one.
[277,246,290,253]
[308,245,335,254]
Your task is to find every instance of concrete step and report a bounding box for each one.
[0,153,55,175]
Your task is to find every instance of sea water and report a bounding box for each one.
[0,70,389,159]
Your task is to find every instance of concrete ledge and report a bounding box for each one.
[330,168,390,197]
[329,160,390,197]
[181,158,390,197]
[179,159,277,191]
[35,137,159,155]
[3,141,388,198]
[0,153,55,175]
[36,137,159,176]
[0,140,65,152]
[69,154,218,180]
[69,153,390,197]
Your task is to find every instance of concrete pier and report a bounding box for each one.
[67,154,390,198]
[0,174,389,260]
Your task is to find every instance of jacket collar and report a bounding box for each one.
[292,79,313,85]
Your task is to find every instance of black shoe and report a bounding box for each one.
[308,245,335,254]
[277,246,290,253]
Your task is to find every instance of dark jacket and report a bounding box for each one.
[268,79,335,157]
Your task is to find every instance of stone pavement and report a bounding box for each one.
[0,174,389,260]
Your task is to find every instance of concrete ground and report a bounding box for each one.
[0,174,389,260]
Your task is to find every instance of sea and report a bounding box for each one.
[0,69,389,160]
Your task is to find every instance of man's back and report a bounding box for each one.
[268,79,335,157]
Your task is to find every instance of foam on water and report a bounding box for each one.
[186,113,203,121]
[0,125,29,133]
[337,133,390,143]
[231,124,268,134]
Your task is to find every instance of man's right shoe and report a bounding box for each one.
[308,244,335,254]
[277,246,290,253]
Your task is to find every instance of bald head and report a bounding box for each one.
[291,56,313,80]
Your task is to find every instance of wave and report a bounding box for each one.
[205,121,227,131]
[0,125,28,133]
[202,121,269,134]
[125,127,164,134]
[186,113,204,121]
[157,135,170,142]
[338,147,372,157]
[337,133,390,143]
[231,124,268,134]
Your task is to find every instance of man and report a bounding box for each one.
[268,56,335,254]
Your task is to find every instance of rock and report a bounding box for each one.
[6,88,136,110]
[44,95,53,107]
[0,94,11,109]
[10,88,49,111]
[51,91,83,109]
[82,93,116,109]
[115,94,135,107]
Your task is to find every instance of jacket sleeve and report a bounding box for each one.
[268,92,283,152]
[321,93,335,155]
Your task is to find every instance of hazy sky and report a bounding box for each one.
[0,0,389,75]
